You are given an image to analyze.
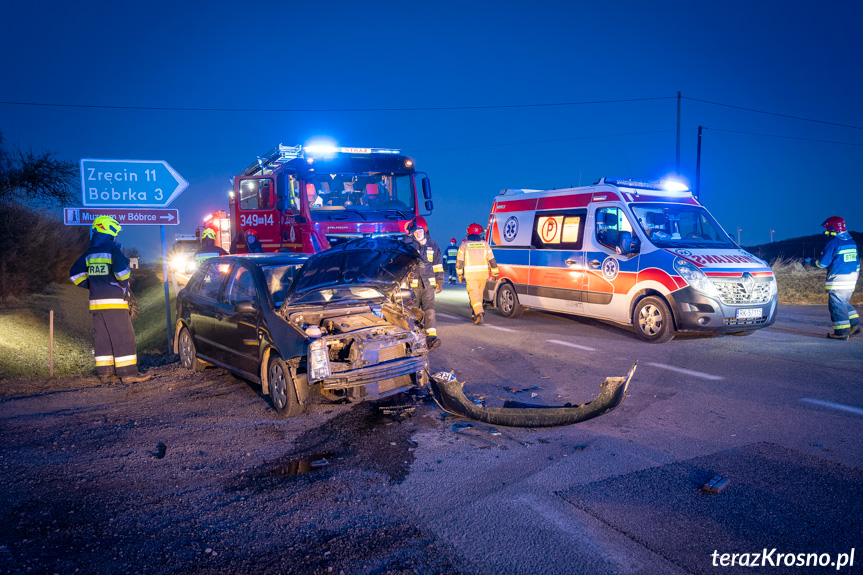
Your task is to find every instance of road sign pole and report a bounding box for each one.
[160,225,173,353]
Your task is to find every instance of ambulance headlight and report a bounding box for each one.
[307,338,331,382]
[673,258,719,298]
[768,277,778,297]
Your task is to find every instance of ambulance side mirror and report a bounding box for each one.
[617,231,640,256]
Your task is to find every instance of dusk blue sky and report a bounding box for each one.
[2,1,861,260]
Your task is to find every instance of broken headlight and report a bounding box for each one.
[308,338,331,382]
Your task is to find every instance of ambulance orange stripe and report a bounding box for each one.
[636,267,680,292]
[528,266,586,290]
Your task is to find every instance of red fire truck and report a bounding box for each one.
[225,144,433,254]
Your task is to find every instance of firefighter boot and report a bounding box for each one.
[474,313,484,325]
[121,372,153,384]
[826,332,850,340]
[426,336,441,351]
[99,374,120,384]
[850,325,861,336]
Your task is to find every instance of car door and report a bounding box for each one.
[525,209,588,314]
[585,205,639,321]
[187,260,230,358]
[211,263,261,377]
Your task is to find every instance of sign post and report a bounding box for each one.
[68,158,188,353]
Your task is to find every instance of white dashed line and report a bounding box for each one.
[484,325,516,332]
[436,312,461,321]
[546,339,596,352]
[800,398,863,416]
[646,362,724,381]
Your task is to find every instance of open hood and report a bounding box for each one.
[284,237,420,305]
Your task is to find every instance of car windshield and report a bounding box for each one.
[630,203,736,249]
[262,264,301,307]
[305,172,415,221]
[292,285,386,305]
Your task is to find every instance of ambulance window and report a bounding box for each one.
[595,207,633,251]
[531,210,585,250]
[239,178,274,211]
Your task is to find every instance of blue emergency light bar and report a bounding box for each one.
[602,177,691,196]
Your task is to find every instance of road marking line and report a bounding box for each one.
[484,325,516,332]
[547,339,596,351]
[800,398,863,416]
[436,312,461,321]
[646,362,724,381]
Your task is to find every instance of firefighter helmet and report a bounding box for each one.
[201,228,216,240]
[821,216,847,234]
[467,223,483,236]
[245,228,258,239]
[450,238,457,244]
[409,216,428,232]
[92,215,121,236]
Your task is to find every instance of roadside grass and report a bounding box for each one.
[772,257,863,305]
[0,272,176,379]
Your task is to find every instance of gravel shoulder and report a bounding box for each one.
[0,363,463,575]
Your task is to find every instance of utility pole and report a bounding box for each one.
[737,227,742,245]
[676,91,681,174]
[695,125,703,199]
[770,229,775,242]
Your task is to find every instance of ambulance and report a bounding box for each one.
[483,178,778,342]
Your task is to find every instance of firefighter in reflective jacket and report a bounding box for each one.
[815,216,860,340]
[407,217,444,350]
[195,228,227,263]
[69,216,151,383]
[457,223,498,325]
[444,238,460,284]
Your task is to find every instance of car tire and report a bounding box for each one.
[178,326,200,371]
[633,296,675,343]
[268,355,304,417]
[497,283,524,318]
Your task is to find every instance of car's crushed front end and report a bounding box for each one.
[279,237,428,403]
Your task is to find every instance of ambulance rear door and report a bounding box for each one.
[584,203,640,321]
[525,208,588,314]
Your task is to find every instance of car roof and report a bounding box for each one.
[220,253,311,265]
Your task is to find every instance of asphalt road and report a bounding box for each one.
[406,285,863,574]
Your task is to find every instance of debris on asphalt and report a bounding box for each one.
[701,475,730,494]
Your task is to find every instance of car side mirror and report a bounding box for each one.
[617,231,640,255]
[234,300,258,314]
[295,215,308,224]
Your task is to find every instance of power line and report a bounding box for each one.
[705,127,863,147]
[412,130,674,153]
[0,96,674,113]
[684,96,863,131]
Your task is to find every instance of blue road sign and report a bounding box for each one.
[80,158,188,207]
[63,207,180,226]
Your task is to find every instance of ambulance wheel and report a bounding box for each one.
[178,327,200,371]
[268,355,304,417]
[497,283,524,318]
[633,296,675,343]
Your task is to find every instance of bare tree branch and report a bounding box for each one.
[0,131,78,207]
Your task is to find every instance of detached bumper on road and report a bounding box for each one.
[429,363,636,428]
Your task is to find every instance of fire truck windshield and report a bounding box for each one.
[305,172,414,220]
[630,203,736,249]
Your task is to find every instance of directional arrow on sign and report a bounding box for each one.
[63,207,181,226]
[80,158,189,208]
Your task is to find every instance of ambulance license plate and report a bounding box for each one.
[736,308,762,319]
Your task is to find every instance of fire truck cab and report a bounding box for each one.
[484,178,778,343]
[229,144,432,254]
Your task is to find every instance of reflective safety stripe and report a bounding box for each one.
[95,355,114,366]
[196,253,221,261]
[89,298,128,310]
[826,283,857,290]
[429,278,437,286]
[70,272,88,285]
[86,253,112,263]
[427,328,437,336]
[850,313,860,319]
[410,280,419,287]
[834,322,851,329]
[114,354,137,367]
[472,302,483,311]
[464,265,489,272]
[432,264,444,273]
[837,248,857,254]
[115,268,131,280]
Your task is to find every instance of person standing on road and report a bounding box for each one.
[814,216,859,340]
[194,228,227,264]
[456,223,499,325]
[69,216,151,384]
[444,238,460,284]
[406,217,444,350]
[229,228,264,254]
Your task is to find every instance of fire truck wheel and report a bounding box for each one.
[268,355,304,417]
[178,327,201,371]
[497,283,524,318]
[633,296,675,343]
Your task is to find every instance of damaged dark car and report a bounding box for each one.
[174,237,429,417]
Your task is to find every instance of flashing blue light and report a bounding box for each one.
[661,180,690,193]
[303,144,339,156]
